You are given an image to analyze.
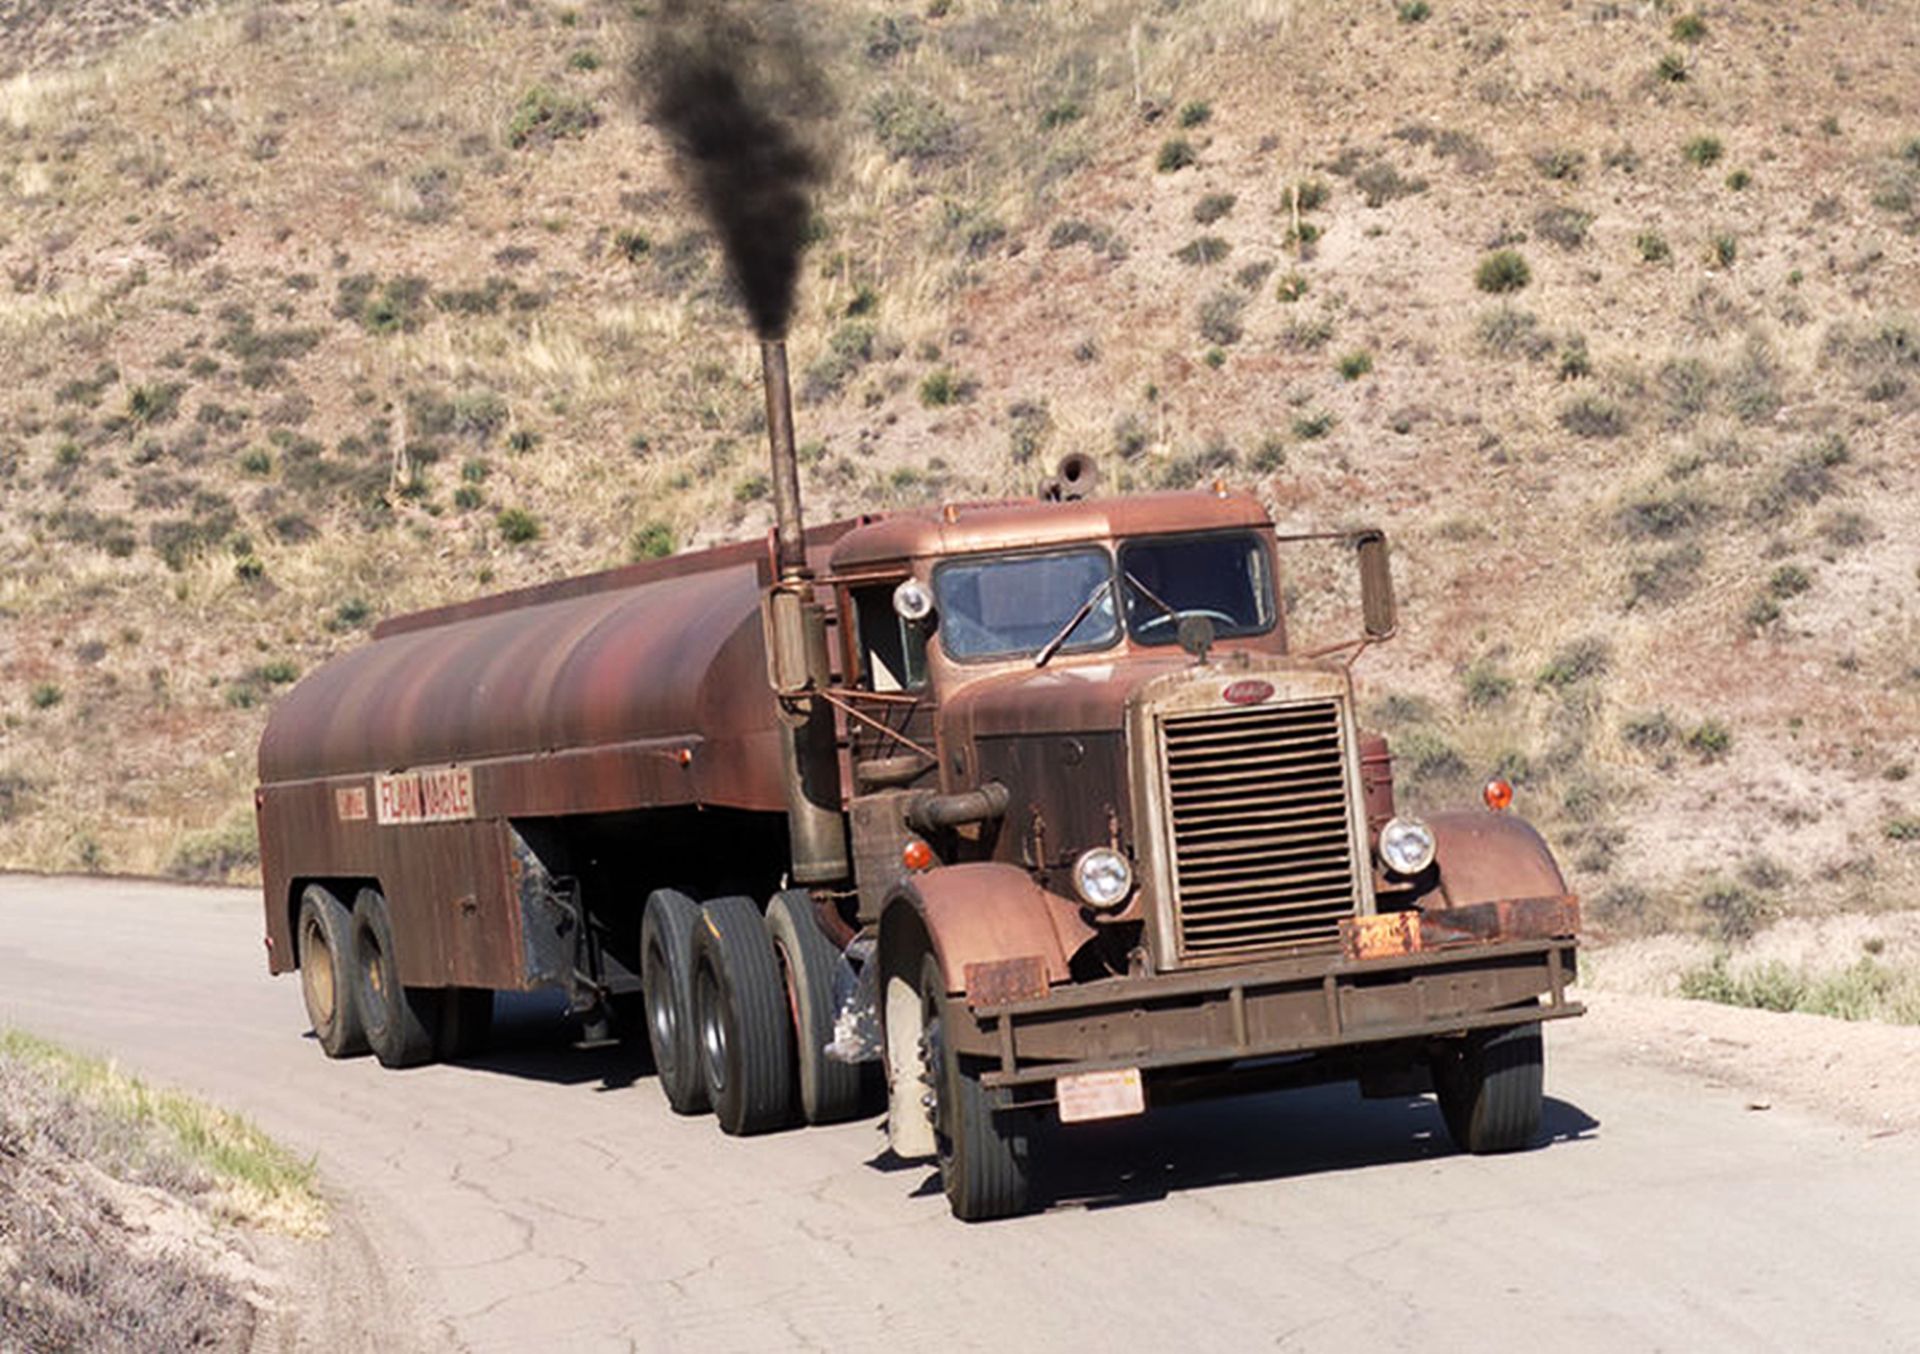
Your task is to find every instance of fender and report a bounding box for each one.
[879,862,1096,997]
[1426,810,1568,908]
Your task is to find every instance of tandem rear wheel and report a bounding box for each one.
[349,887,442,1069]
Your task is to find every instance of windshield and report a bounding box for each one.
[1119,532,1275,644]
[933,548,1118,661]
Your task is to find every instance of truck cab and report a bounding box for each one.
[810,483,1580,1219]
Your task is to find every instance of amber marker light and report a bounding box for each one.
[902,839,935,871]
[1484,778,1514,812]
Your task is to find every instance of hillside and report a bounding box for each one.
[1,0,1916,953]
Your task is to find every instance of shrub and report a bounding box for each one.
[1671,13,1707,43]
[1622,710,1676,751]
[1197,292,1247,346]
[870,90,957,162]
[1039,100,1083,131]
[1477,307,1553,360]
[1559,395,1626,438]
[1698,883,1766,944]
[630,521,676,560]
[497,508,541,544]
[1397,1,1431,21]
[1627,544,1703,606]
[1683,136,1723,167]
[1281,313,1336,351]
[1726,169,1751,191]
[1174,235,1231,266]
[126,382,184,427]
[567,48,601,71]
[733,476,769,503]
[1534,204,1593,250]
[1537,636,1610,688]
[1292,410,1336,440]
[29,684,62,710]
[1178,101,1212,129]
[1275,272,1309,303]
[919,368,965,407]
[1155,138,1197,173]
[508,86,598,148]
[1710,234,1738,267]
[1193,193,1237,225]
[1475,249,1531,294]
[167,812,259,883]
[613,229,650,264]
[1007,401,1052,464]
[1637,231,1671,263]
[1686,719,1733,760]
[1462,660,1514,709]
[1531,147,1585,181]
[1655,52,1689,84]
[1886,817,1920,842]
[1292,179,1331,211]
[1353,161,1426,207]
[1337,350,1373,381]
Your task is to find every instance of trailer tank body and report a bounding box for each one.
[254,526,852,989]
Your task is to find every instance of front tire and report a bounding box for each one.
[1432,1021,1544,1153]
[297,884,367,1058]
[919,953,1031,1222]
[640,889,708,1115]
[350,888,441,1069]
[692,896,794,1136]
[765,889,872,1125]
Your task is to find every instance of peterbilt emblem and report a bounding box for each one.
[1222,679,1274,705]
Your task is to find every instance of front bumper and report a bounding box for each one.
[953,898,1582,1091]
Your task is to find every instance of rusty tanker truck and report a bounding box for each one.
[256,340,1582,1220]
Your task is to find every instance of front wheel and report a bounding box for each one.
[919,953,1032,1222]
[1432,1021,1544,1153]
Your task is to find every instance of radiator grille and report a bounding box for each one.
[1159,699,1362,962]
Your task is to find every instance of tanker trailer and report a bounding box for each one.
[258,342,1582,1221]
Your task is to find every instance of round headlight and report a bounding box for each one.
[1379,817,1437,876]
[1072,847,1134,909]
[893,577,934,622]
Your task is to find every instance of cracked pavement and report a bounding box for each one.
[2,875,1917,1352]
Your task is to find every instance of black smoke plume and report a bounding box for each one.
[637,0,832,340]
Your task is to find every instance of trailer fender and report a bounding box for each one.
[879,863,1096,999]
[1426,810,1568,908]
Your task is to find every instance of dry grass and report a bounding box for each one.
[0,0,1915,945]
[0,1023,319,1351]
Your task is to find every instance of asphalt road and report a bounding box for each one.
[2,874,1915,1353]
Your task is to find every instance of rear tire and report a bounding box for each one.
[350,888,441,1069]
[640,889,708,1115]
[920,953,1031,1222]
[297,885,367,1058]
[765,889,872,1125]
[693,896,794,1136]
[1432,1021,1544,1153]
[436,987,494,1061]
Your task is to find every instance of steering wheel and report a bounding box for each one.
[1135,607,1237,637]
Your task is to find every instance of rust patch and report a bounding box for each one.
[1341,895,1581,961]
[964,954,1049,1007]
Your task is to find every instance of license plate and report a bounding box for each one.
[1056,1067,1145,1124]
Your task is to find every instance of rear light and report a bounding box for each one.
[1484,778,1514,812]
[902,839,935,871]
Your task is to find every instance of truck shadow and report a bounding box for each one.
[449,992,654,1092]
[1024,1086,1599,1213]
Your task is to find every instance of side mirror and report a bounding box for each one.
[1354,529,1396,640]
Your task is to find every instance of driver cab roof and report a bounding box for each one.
[827,489,1274,575]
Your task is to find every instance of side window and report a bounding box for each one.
[852,585,927,692]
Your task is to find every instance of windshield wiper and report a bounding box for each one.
[1124,569,1179,625]
[1033,578,1112,668]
